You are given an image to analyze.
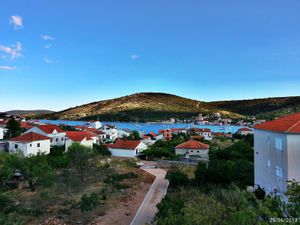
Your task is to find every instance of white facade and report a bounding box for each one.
[175,148,209,159]
[25,127,66,146]
[8,139,50,156]
[254,129,300,195]
[117,129,130,138]
[102,125,118,140]
[0,127,4,140]
[88,121,102,129]
[65,137,96,151]
[109,142,147,158]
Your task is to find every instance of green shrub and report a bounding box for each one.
[79,192,100,212]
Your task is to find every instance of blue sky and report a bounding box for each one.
[1,0,300,111]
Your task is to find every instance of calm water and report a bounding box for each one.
[38,119,246,134]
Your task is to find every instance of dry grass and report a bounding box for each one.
[7,157,154,225]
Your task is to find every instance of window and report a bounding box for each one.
[37,143,40,147]
[56,138,58,142]
[267,160,271,168]
[275,166,282,178]
[29,144,32,147]
[61,137,64,141]
[14,144,18,149]
[197,150,199,153]
[191,150,193,153]
[275,138,283,151]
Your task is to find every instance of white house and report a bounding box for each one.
[8,132,51,156]
[102,124,118,141]
[117,129,131,138]
[25,124,66,146]
[88,121,102,129]
[237,127,253,135]
[175,140,209,159]
[0,127,5,140]
[254,112,300,196]
[65,131,97,151]
[108,140,147,158]
[188,128,212,140]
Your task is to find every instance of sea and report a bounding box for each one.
[37,119,247,134]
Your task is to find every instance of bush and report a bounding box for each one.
[166,170,189,188]
[80,192,100,212]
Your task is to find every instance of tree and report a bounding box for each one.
[5,118,22,138]
[127,130,141,140]
[166,170,189,188]
[286,180,300,217]
[93,143,111,156]
[67,143,92,182]
[0,152,53,192]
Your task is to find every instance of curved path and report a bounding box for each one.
[130,166,169,225]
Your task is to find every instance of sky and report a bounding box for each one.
[1,0,300,111]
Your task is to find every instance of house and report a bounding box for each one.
[102,124,118,140]
[8,132,51,156]
[188,128,212,140]
[65,131,97,151]
[20,121,34,130]
[88,121,102,129]
[117,129,131,138]
[175,140,209,159]
[0,127,5,140]
[159,129,172,141]
[83,128,107,143]
[25,124,66,146]
[170,128,187,135]
[237,127,253,135]
[108,140,147,158]
[212,132,233,138]
[253,112,300,196]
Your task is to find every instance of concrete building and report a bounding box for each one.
[254,112,300,195]
[65,131,97,151]
[108,140,147,158]
[8,132,51,156]
[25,124,66,146]
[237,127,253,135]
[175,140,209,159]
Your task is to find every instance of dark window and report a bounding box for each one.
[56,138,58,141]
[61,137,64,141]
[37,143,40,147]
[197,150,199,153]
[14,144,18,149]
[191,150,193,153]
[30,144,32,147]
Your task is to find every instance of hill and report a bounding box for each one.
[5,110,55,117]
[210,96,300,120]
[48,93,241,121]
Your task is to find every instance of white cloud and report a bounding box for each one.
[130,54,139,60]
[0,42,23,60]
[44,57,57,64]
[44,44,52,49]
[0,66,16,70]
[42,35,55,41]
[10,15,23,29]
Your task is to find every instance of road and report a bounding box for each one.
[130,165,169,225]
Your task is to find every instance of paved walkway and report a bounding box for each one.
[130,166,169,225]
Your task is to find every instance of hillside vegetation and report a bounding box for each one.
[43,93,300,121]
[211,96,300,120]
[48,93,240,121]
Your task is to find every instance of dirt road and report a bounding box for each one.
[130,167,169,225]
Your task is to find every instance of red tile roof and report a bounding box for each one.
[254,112,300,133]
[175,140,209,150]
[66,131,96,141]
[20,122,34,129]
[238,127,252,132]
[84,128,106,135]
[109,140,142,150]
[10,132,50,142]
[37,124,64,134]
[189,128,211,132]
